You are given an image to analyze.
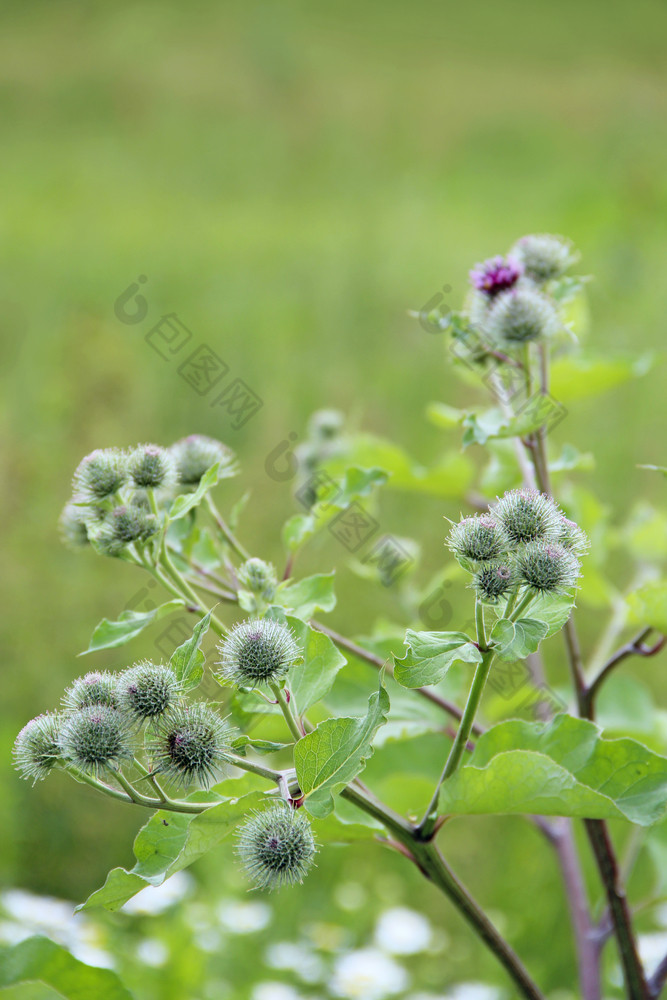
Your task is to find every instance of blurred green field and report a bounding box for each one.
[1,1,666,995]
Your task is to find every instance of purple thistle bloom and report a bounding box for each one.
[470,255,523,297]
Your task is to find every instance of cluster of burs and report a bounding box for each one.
[467,232,579,348]
[13,616,317,891]
[58,435,236,555]
[448,489,589,605]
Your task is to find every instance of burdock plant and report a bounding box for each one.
[15,237,667,1000]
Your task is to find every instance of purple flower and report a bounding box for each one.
[470,255,523,297]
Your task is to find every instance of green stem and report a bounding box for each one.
[475,597,487,649]
[503,588,519,619]
[65,766,134,804]
[509,588,536,622]
[417,646,495,838]
[270,682,304,742]
[160,546,227,637]
[340,784,545,1000]
[206,495,250,561]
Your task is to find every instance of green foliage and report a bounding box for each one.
[284,617,347,713]
[273,573,337,619]
[79,784,265,912]
[0,936,133,1000]
[626,579,667,632]
[294,677,390,818]
[168,612,210,692]
[14,224,667,1000]
[80,602,184,655]
[393,631,482,687]
[438,715,667,825]
[168,464,223,521]
[489,617,549,660]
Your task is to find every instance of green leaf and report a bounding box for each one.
[638,464,667,479]
[295,675,390,818]
[393,630,481,688]
[312,796,384,844]
[274,573,336,619]
[282,513,316,553]
[169,464,222,521]
[438,714,667,825]
[521,591,576,637]
[426,401,465,429]
[190,528,222,570]
[78,789,264,912]
[80,600,184,655]
[626,579,667,632]
[462,406,552,449]
[169,612,210,691]
[285,617,347,713]
[321,432,474,498]
[231,736,290,756]
[333,467,389,507]
[550,354,654,402]
[490,618,549,661]
[0,936,133,1000]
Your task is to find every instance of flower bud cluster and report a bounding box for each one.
[448,489,587,603]
[13,660,233,789]
[60,435,236,556]
[445,233,582,367]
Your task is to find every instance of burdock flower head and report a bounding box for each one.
[63,671,119,711]
[558,517,590,557]
[517,540,581,594]
[72,448,127,502]
[217,619,300,688]
[470,255,522,298]
[59,706,134,774]
[149,702,235,787]
[492,489,563,545]
[307,408,345,442]
[473,561,517,604]
[96,504,158,555]
[448,515,509,565]
[128,444,177,491]
[484,288,559,345]
[237,805,317,891]
[59,502,92,549]
[512,233,578,284]
[237,558,278,601]
[118,661,180,722]
[170,435,236,489]
[13,713,63,782]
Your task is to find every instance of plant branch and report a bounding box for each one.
[583,628,665,718]
[538,817,601,1000]
[417,644,495,839]
[517,348,649,999]
[206,495,250,561]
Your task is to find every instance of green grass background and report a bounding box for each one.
[1,0,666,993]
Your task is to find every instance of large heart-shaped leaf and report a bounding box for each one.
[438,714,667,826]
[295,676,389,818]
[78,785,264,912]
[393,630,481,688]
[80,600,184,655]
[0,936,133,999]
